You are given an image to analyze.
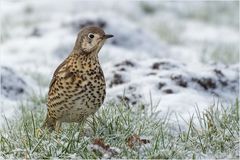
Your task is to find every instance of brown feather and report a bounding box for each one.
[43,26,112,131]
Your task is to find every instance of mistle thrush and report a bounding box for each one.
[42,26,113,131]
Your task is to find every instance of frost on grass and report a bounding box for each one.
[0,1,239,159]
[0,98,239,159]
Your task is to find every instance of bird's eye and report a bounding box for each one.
[88,33,94,39]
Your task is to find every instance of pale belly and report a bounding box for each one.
[58,82,106,123]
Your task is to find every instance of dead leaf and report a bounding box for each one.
[89,138,120,158]
[126,134,150,148]
[92,138,110,150]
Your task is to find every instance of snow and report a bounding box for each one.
[105,57,238,122]
[0,1,239,126]
[182,21,239,44]
[1,66,28,99]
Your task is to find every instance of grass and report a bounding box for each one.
[154,23,182,45]
[201,42,239,64]
[179,1,239,29]
[140,2,156,15]
[0,95,239,159]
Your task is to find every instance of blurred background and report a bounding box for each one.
[1,1,239,119]
[1,1,239,63]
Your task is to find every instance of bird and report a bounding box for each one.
[42,26,113,131]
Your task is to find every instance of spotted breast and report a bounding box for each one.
[42,26,113,131]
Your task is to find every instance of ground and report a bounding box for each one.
[0,1,239,159]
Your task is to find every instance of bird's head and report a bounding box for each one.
[74,26,113,55]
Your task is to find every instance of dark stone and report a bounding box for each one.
[213,69,224,77]
[158,82,166,89]
[132,101,137,105]
[213,69,228,87]
[71,19,107,32]
[152,63,160,70]
[30,28,42,37]
[128,86,136,91]
[152,61,178,70]
[162,89,174,94]
[115,60,135,67]
[109,73,124,87]
[1,66,27,100]
[171,75,188,88]
[117,95,130,104]
[119,68,126,71]
[192,78,217,90]
[146,72,156,76]
[117,93,141,106]
[132,93,142,99]
[17,88,24,93]
[219,80,228,86]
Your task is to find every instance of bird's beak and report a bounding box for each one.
[104,34,114,39]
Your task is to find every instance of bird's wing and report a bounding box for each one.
[48,56,72,94]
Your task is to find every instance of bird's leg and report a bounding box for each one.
[77,117,93,137]
[42,113,56,131]
[37,114,56,137]
[92,115,96,136]
[54,121,62,143]
[80,115,96,137]
[55,121,62,134]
